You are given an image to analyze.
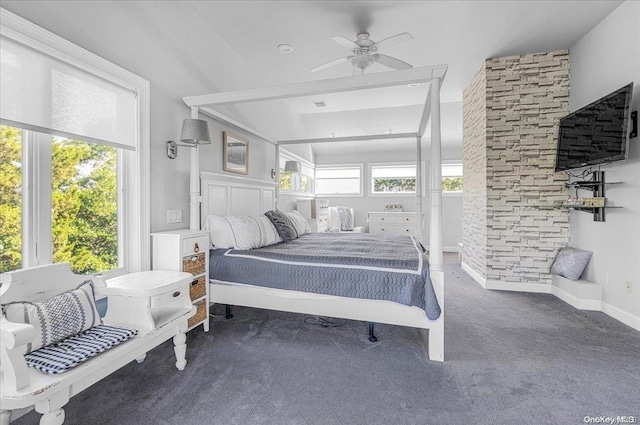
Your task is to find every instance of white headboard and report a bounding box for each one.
[199,172,277,228]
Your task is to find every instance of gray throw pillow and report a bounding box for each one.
[265,210,298,242]
[550,247,593,280]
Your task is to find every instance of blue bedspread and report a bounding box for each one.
[209,232,441,320]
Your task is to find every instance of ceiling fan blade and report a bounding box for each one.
[311,56,352,72]
[374,32,413,51]
[331,35,359,50]
[374,54,413,70]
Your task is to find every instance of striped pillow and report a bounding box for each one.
[3,280,101,354]
[24,325,137,374]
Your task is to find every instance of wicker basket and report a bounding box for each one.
[189,276,206,301]
[182,253,205,275]
[188,300,207,328]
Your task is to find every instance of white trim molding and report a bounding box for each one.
[461,261,487,288]
[460,262,640,332]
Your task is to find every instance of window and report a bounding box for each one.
[0,126,120,275]
[279,156,313,194]
[52,137,118,274]
[315,165,363,196]
[370,164,418,194]
[0,125,22,272]
[0,10,149,275]
[442,162,463,193]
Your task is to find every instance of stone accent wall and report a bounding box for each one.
[463,50,571,285]
[462,66,487,278]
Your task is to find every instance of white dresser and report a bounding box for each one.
[368,211,418,235]
[297,199,329,232]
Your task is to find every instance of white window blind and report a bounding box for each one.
[0,36,137,150]
[316,166,362,195]
[371,165,416,179]
[442,163,463,177]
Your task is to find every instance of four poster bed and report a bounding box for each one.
[182,65,447,361]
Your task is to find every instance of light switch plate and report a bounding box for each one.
[167,209,183,224]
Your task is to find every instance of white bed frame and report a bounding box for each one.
[185,66,446,361]
[200,172,444,361]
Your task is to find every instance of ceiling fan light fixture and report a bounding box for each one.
[312,31,414,75]
[277,44,294,53]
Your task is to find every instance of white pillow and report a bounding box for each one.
[225,215,282,249]
[286,210,310,235]
[203,215,236,249]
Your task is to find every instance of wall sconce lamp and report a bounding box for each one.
[284,160,300,173]
[166,118,211,159]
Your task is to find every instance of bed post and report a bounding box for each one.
[190,106,201,230]
[275,143,280,210]
[415,135,423,242]
[428,77,444,362]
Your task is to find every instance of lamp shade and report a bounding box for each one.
[180,118,211,145]
[284,160,300,173]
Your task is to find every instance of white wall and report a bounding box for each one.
[568,0,640,326]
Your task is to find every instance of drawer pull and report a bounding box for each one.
[405,218,410,221]
[381,228,385,231]
[191,279,199,286]
[190,256,197,262]
[173,291,181,298]
[406,229,410,232]
[194,243,200,253]
[381,217,385,221]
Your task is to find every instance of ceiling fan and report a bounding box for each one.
[311,32,414,75]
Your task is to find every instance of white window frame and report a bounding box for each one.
[2,10,150,276]
[315,163,364,197]
[442,160,463,195]
[278,151,314,197]
[368,162,426,197]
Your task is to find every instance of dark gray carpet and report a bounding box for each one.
[14,261,640,425]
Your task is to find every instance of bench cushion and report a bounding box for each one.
[24,325,137,374]
[3,280,102,353]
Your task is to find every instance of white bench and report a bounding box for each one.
[0,264,195,425]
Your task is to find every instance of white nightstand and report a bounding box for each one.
[151,229,210,332]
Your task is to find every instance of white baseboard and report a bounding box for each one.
[551,285,602,311]
[458,266,640,332]
[602,302,640,332]
[486,280,552,294]
[461,261,486,288]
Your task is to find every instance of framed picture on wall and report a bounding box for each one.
[223,132,249,175]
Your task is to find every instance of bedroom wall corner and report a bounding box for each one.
[462,63,488,282]
[568,0,640,329]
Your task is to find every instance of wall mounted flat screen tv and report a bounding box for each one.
[555,83,633,172]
